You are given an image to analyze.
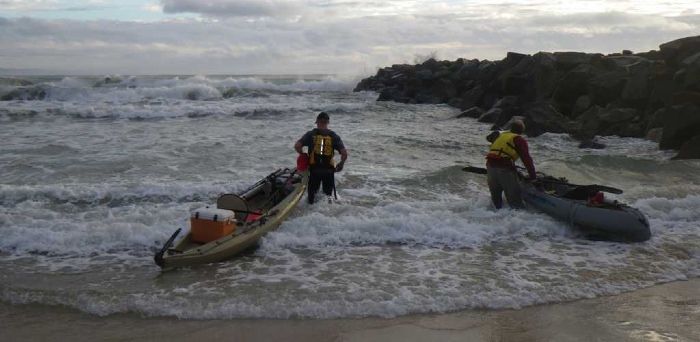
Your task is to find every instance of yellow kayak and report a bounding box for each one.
[155,168,307,269]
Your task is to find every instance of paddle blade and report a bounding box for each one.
[590,185,623,194]
[462,166,488,175]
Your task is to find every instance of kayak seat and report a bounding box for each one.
[217,194,250,222]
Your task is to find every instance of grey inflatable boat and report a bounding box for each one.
[521,175,650,242]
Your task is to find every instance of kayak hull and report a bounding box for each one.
[522,183,650,242]
[157,169,307,269]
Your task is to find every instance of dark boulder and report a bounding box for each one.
[672,91,700,106]
[415,90,441,104]
[572,95,593,118]
[553,64,596,114]
[588,70,627,106]
[457,84,485,110]
[522,102,573,137]
[553,52,595,70]
[673,134,700,159]
[578,139,606,149]
[490,96,521,127]
[476,61,499,84]
[621,60,653,103]
[646,107,668,131]
[478,108,502,123]
[497,115,526,131]
[502,52,529,68]
[457,106,485,119]
[660,104,700,150]
[430,78,456,102]
[377,86,407,102]
[498,55,535,97]
[602,55,649,69]
[434,65,452,79]
[635,50,664,61]
[532,52,558,100]
[576,105,639,139]
[659,35,700,67]
[677,52,700,91]
[415,68,435,81]
[420,58,442,71]
[648,78,678,108]
[452,59,480,82]
[646,127,663,143]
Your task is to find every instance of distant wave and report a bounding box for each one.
[0,75,359,102]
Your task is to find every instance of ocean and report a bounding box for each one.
[0,75,698,319]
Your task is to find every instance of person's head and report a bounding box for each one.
[509,119,525,134]
[316,112,330,129]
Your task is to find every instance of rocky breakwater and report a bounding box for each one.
[354,36,700,159]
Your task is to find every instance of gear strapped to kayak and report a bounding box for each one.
[154,167,308,269]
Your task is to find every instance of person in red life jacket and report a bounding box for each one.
[485,119,536,209]
[294,112,348,204]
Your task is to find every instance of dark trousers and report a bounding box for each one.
[308,168,334,204]
[487,166,524,209]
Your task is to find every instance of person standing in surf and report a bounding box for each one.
[485,119,536,209]
[295,112,348,204]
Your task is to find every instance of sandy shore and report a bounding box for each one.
[1,278,698,342]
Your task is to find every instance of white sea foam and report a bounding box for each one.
[1,79,699,320]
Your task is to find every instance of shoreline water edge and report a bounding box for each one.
[1,279,698,341]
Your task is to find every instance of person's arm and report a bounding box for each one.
[513,136,536,179]
[334,134,348,172]
[339,148,348,163]
[295,132,311,154]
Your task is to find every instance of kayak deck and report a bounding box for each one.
[156,168,307,268]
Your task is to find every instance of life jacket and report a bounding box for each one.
[487,131,520,161]
[309,129,335,168]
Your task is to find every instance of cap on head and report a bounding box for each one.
[510,119,525,134]
[316,112,330,123]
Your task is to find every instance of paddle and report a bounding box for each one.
[461,166,488,174]
[536,178,623,194]
[154,228,182,267]
[461,165,624,194]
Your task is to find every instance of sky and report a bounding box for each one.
[1,0,699,75]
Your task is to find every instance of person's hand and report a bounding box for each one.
[335,161,345,173]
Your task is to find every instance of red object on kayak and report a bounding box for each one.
[246,211,263,222]
[297,153,309,172]
[588,191,604,205]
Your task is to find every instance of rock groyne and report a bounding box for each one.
[354,36,700,159]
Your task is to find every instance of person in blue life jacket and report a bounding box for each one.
[485,119,537,209]
[295,112,348,204]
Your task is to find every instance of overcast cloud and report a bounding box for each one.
[0,1,698,75]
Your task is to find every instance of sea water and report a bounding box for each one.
[0,75,698,319]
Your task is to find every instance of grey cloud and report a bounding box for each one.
[161,0,301,17]
[0,10,698,75]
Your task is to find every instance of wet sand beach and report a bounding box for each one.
[2,278,698,342]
